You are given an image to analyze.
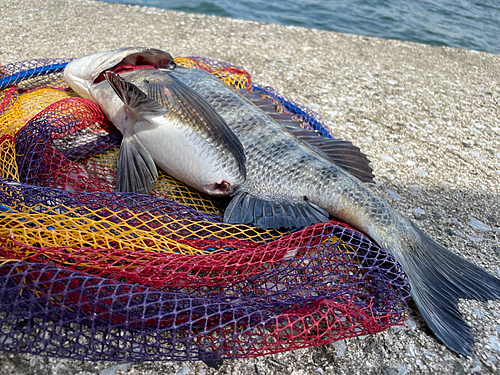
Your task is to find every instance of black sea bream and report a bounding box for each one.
[64,47,500,355]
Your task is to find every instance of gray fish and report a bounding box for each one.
[64,47,500,355]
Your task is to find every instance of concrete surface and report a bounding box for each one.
[1,0,500,374]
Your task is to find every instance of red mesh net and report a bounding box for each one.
[0,56,410,361]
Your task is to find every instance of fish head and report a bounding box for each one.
[64,47,176,101]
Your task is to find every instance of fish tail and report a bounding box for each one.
[388,220,500,355]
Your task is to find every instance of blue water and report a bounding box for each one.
[100,0,500,55]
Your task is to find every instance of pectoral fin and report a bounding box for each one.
[115,134,158,194]
[224,191,330,230]
[105,71,168,119]
[146,72,247,179]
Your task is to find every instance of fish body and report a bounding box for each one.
[64,47,500,355]
[171,67,381,230]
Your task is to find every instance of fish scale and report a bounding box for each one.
[172,67,395,235]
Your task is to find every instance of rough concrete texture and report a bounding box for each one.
[1,0,500,374]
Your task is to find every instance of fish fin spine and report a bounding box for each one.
[105,71,168,119]
[238,89,373,182]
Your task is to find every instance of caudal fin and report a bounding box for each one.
[396,222,500,355]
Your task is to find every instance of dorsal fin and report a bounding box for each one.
[239,90,374,182]
[236,88,264,100]
[280,123,374,182]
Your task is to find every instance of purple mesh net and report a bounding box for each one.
[0,56,411,362]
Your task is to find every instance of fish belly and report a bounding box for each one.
[92,72,244,195]
[133,118,242,195]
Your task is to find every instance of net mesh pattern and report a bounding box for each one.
[0,56,410,361]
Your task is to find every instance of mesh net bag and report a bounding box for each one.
[0,56,410,361]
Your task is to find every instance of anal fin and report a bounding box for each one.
[224,191,329,229]
[115,134,158,194]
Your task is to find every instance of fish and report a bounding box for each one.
[64,47,500,356]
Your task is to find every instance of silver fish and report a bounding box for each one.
[64,47,500,355]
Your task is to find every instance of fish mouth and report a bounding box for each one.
[92,48,176,84]
[64,47,177,100]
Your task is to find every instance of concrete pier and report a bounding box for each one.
[1,0,499,373]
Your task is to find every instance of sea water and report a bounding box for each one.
[99,0,500,54]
